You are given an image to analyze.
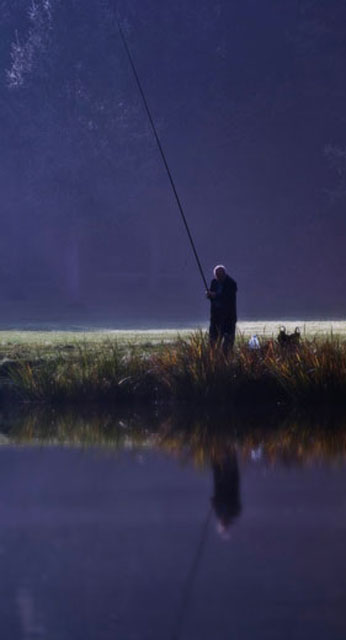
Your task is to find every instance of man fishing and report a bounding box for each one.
[207,265,237,352]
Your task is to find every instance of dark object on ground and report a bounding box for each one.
[277,326,301,347]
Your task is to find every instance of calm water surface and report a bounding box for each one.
[0,418,346,640]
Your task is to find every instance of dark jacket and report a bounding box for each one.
[210,274,237,321]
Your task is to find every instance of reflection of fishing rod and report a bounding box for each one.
[116,19,208,291]
[170,506,212,640]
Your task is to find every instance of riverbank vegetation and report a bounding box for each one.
[1,331,346,409]
[3,405,346,466]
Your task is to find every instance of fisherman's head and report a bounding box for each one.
[213,265,227,282]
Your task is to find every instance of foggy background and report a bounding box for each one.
[1,0,346,327]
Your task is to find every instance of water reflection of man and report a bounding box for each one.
[211,451,242,538]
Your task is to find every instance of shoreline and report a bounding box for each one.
[1,331,346,410]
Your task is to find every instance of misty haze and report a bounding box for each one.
[1,0,346,326]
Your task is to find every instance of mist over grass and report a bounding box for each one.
[0,321,345,358]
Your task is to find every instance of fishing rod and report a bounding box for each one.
[116,18,209,291]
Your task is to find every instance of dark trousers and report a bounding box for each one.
[209,313,236,354]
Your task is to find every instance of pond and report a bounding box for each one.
[1,411,346,640]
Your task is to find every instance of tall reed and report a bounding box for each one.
[6,332,346,407]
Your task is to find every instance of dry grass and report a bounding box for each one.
[3,331,346,408]
[151,331,346,406]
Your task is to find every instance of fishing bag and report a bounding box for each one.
[277,326,301,347]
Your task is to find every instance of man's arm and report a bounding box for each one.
[206,279,218,299]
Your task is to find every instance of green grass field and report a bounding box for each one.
[0,320,345,359]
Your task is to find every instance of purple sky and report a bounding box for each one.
[1,0,345,324]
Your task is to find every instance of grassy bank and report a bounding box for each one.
[2,331,346,408]
[0,320,345,357]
